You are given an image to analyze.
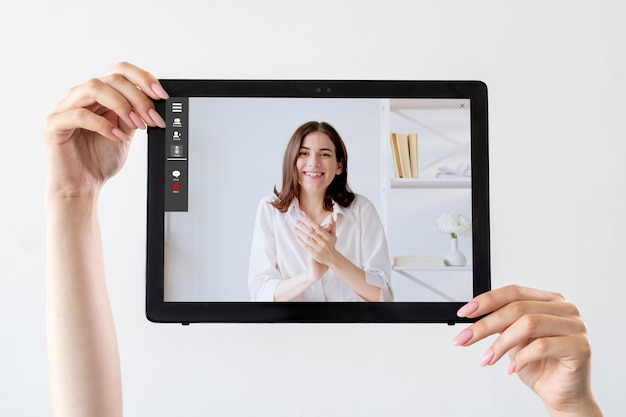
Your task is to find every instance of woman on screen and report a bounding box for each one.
[248,121,393,302]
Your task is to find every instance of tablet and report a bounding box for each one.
[146,80,490,324]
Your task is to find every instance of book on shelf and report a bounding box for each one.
[393,255,444,267]
[389,133,402,178]
[390,132,418,179]
[408,132,418,178]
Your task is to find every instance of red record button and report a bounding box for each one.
[173,183,180,191]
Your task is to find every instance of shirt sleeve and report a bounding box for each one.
[358,197,394,301]
[248,198,283,301]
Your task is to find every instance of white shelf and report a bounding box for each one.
[393,269,469,302]
[393,265,473,272]
[390,178,470,189]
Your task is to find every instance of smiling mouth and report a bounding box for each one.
[304,172,324,177]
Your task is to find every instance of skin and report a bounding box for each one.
[45,62,167,417]
[45,62,602,417]
[453,285,603,417]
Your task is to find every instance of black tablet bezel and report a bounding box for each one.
[146,80,490,324]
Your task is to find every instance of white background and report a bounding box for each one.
[1,1,623,416]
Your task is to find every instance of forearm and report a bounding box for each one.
[328,253,381,302]
[46,193,122,417]
[273,271,315,301]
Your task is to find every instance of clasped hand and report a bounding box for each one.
[295,216,337,278]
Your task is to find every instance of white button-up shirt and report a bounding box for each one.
[248,194,393,301]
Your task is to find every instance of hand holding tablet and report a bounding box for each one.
[455,285,603,417]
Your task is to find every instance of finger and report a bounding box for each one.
[480,313,587,366]
[104,61,169,101]
[295,229,323,250]
[294,221,313,238]
[55,75,166,130]
[45,108,128,144]
[454,300,581,347]
[296,234,318,254]
[458,285,567,319]
[55,62,168,127]
[510,334,591,374]
[299,217,325,233]
[53,78,141,131]
[310,220,332,241]
[100,72,166,128]
[295,220,326,241]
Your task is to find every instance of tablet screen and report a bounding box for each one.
[146,80,490,323]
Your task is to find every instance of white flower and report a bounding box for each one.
[436,213,472,239]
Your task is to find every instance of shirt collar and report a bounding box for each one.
[287,198,356,224]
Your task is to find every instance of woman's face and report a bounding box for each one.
[296,131,343,196]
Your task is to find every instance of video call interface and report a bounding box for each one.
[162,96,473,303]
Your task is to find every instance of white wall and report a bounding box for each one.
[1,1,623,416]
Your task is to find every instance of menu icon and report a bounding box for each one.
[171,102,183,113]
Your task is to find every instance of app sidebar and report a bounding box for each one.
[164,97,188,212]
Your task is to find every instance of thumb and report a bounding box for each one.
[327,216,336,235]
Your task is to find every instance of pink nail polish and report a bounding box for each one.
[507,361,517,375]
[129,111,145,130]
[112,127,130,142]
[457,301,479,318]
[151,83,169,100]
[479,348,494,366]
[148,108,166,128]
[452,328,473,346]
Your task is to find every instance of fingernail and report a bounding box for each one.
[457,301,479,318]
[112,127,130,142]
[507,361,517,375]
[151,83,169,99]
[479,348,494,366]
[148,108,166,128]
[129,111,145,130]
[452,328,473,346]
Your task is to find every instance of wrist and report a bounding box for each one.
[547,396,603,417]
[307,268,321,283]
[45,161,104,205]
[46,182,100,204]
[325,250,342,271]
[46,188,100,217]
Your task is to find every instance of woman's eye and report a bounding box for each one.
[299,151,308,156]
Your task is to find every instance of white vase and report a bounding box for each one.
[444,237,466,266]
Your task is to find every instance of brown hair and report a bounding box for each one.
[271,121,355,212]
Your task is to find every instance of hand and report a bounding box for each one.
[453,285,602,417]
[295,216,337,276]
[44,62,168,200]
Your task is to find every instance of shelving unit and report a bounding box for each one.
[380,98,473,301]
